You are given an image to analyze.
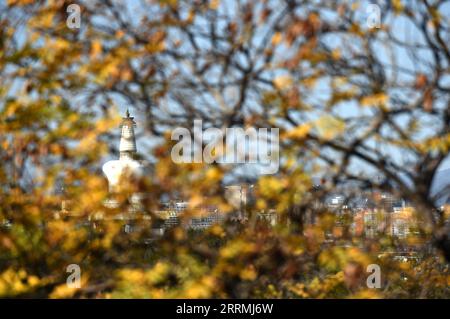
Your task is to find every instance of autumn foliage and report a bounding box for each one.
[0,0,449,298]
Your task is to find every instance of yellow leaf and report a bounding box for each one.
[351,2,360,10]
[361,93,388,106]
[209,0,220,10]
[315,115,346,140]
[41,11,55,28]
[271,32,282,46]
[285,123,312,139]
[392,0,404,13]
[240,265,257,280]
[90,40,102,58]
[274,74,293,90]
[331,49,341,60]
[7,0,34,5]
[205,167,222,181]
[302,77,318,89]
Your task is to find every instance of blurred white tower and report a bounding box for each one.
[102,110,144,209]
[119,109,137,160]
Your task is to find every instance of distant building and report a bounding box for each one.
[54,110,425,246]
[102,109,145,214]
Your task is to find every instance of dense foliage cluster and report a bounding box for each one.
[0,0,449,298]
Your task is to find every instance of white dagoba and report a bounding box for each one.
[102,110,144,209]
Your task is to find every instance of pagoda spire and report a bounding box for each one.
[119,109,137,160]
